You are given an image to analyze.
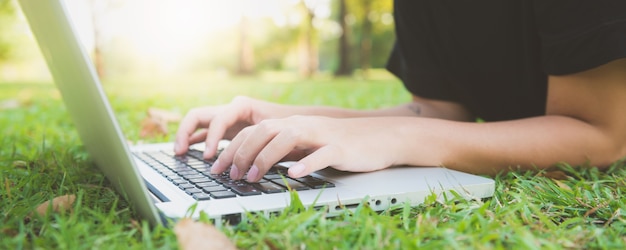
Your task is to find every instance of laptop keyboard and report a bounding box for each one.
[133,149,335,201]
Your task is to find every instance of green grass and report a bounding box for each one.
[1,73,626,249]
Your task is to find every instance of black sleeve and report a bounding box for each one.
[534,0,626,75]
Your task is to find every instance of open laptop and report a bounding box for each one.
[18,0,495,226]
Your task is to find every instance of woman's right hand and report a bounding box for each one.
[174,96,292,159]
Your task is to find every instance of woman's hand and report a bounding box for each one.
[210,115,399,182]
[174,96,293,159]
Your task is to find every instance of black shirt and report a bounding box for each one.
[387,0,626,121]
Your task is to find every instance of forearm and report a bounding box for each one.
[280,97,472,121]
[386,116,625,175]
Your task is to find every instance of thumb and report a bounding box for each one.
[288,145,338,178]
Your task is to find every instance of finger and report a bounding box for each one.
[229,122,284,180]
[247,131,299,182]
[288,145,339,178]
[188,129,208,145]
[202,115,229,159]
[203,100,250,159]
[174,108,210,155]
[210,126,254,176]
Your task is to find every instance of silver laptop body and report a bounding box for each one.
[18,0,495,226]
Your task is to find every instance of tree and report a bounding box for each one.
[91,0,106,78]
[298,0,320,78]
[0,0,16,62]
[334,0,351,76]
[332,0,394,78]
[90,0,124,79]
[236,15,255,75]
[358,0,373,78]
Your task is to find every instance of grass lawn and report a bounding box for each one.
[1,72,626,249]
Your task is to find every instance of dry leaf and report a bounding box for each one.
[0,99,20,110]
[174,218,237,250]
[12,160,28,168]
[552,179,572,191]
[34,194,76,216]
[139,108,182,138]
[1,228,18,237]
[4,178,11,199]
[17,89,35,106]
[541,170,568,180]
[139,117,168,138]
[148,108,181,123]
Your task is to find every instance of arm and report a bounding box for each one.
[174,92,471,157]
[278,95,472,120]
[342,58,626,175]
[212,58,626,181]
[432,58,626,174]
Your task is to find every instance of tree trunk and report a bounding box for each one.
[236,15,255,75]
[93,42,106,78]
[299,1,318,78]
[91,0,106,78]
[334,0,351,76]
[359,0,373,79]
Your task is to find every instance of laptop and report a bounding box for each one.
[18,0,495,226]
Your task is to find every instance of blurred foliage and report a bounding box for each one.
[0,0,17,61]
[0,0,396,80]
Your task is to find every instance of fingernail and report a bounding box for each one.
[229,165,240,179]
[173,142,180,154]
[247,165,259,182]
[289,163,306,177]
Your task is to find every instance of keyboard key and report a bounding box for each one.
[193,193,211,201]
[161,171,177,177]
[272,179,310,191]
[186,149,204,160]
[306,181,335,189]
[221,180,250,188]
[186,159,206,166]
[179,183,196,189]
[210,191,237,199]
[173,155,189,163]
[182,174,206,180]
[263,174,283,180]
[230,185,262,196]
[176,170,198,176]
[271,164,290,174]
[172,179,189,185]
[196,181,220,188]
[166,175,183,181]
[296,176,335,189]
[185,188,204,195]
[295,176,322,183]
[209,173,229,180]
[160,150,176,157]
[187,177,212,184]
[202,186,228,193]
[169,163,193,170]
[253,182,287,194]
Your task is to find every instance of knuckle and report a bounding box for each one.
[288,114,306,121]
[183,107,210,123]
[233,149,252,167]
[254,152,272,170]
[186,107,204,117]
[231,95,250,105]
[237,125,255,137]
[257,120,278,134]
